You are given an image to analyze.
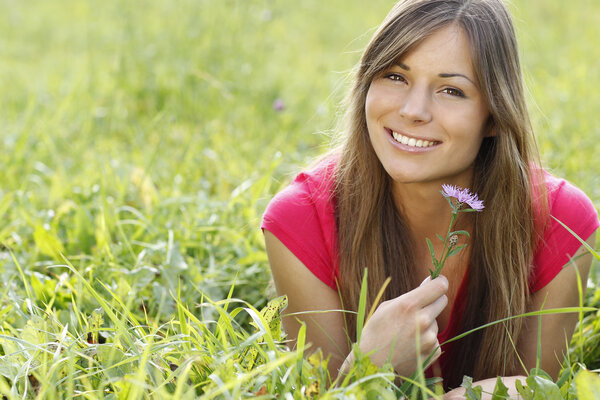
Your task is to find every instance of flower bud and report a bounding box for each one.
[448,235,458,248]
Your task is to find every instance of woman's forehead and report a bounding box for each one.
[391,25,477,77]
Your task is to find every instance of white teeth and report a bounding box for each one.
[391,131,437,148]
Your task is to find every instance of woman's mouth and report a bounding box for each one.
[390,130,440,148]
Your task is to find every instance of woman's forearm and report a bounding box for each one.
[336,349,355,380]
[443,376,528,399]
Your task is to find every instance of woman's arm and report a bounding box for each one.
[264,230,449,379]
[517,231,596,379]
[442,376,527,399]
[444,231,597,399]
[264,230,350,375]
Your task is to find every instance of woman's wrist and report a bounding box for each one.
[340,351,355,374]
[338,349,356,377]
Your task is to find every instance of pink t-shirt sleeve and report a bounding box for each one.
[531,174,599,292]
[261,162,339,290]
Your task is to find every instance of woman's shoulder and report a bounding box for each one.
[260,154,339,244]
[264,156,338,213]
[542,170,598,221]
[295,155,338,190]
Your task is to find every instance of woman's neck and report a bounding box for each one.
[391,181,470,241]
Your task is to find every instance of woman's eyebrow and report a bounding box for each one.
[439,72,476,86]
[395,62,476,86]
[395,61,478,87]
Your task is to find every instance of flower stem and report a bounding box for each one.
[430,211,458,279]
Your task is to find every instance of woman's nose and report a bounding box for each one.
[398,86,432,124]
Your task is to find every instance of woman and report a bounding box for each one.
[261,0,598,396]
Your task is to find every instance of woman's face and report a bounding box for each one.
[365,24,490,189]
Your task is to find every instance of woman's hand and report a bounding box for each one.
[354,275,449,376]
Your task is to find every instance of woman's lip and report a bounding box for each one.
[385,128,440,143]
[385,128,441,152]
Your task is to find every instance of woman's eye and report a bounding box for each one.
[386,73,406,83]
[442,87,466,97]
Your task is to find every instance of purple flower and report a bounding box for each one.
[273,98,285,112]
[441,184,484,211]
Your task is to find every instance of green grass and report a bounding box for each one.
[0,0,599,398]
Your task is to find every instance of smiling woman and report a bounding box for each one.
[261,0,599,397]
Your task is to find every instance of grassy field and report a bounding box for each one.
[0,0,599,398]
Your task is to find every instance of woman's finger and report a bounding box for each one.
[422,339,442,368]
[423,292,448,320]
[396,275,449,308]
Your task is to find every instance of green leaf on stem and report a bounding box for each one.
[448,244,467,257]
[449,230,470,237]
[426,238,436,259]
[515,379,533,400]
[461,376,482,400]
[575,370,600,400]
[525,375,562,400]
[556,366,572,387]
[529,367,553,381]
[491,376,509,400]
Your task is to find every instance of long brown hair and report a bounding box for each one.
[333,0,547,388]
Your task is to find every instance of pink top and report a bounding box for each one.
[261,158,599,372]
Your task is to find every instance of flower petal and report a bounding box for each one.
[441,185,484,211]
[441,184,461,199]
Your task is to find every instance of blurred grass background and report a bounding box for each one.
[2,0,598,200]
